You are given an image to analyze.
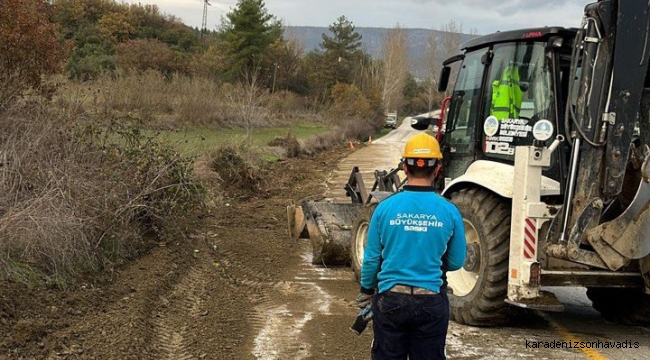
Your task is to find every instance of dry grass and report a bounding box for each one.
[0,69,381,288]
[53,71,319,129]
[53,70,225,127]
[0,102,204,288]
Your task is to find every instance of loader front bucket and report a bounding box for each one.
[287,201,362,265]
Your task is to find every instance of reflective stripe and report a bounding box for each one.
[491,65,523,120]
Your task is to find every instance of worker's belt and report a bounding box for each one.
[388,284,437,295]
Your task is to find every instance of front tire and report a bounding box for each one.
[350,203,377,280]
[448,188,511,326]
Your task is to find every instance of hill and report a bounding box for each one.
[284,26,476,77]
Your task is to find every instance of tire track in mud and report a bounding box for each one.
[153,264,208,360]
[248,244,351,360]
[211,234,353,360]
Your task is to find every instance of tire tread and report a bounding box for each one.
[449,188,511,326]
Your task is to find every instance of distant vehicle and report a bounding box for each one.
[384,112,398,128]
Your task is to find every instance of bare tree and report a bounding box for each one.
[229,65,268,145]
[381,26,409,114]
[440,20,464,96]
[356,56,384,109]
[421,31,439,112]
[440,20,463,59]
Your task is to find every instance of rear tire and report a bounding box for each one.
[350,203,377,280]
[448,188,511,326]
[586,287,650,325]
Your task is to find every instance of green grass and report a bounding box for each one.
[156,123,331,156]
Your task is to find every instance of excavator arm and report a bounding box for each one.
[547,0,650,273]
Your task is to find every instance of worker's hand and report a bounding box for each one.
[355,292,372,309]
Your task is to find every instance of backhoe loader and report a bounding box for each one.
[288,0,650,326]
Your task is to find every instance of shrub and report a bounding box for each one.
[299,129,346,155]
[0,0,67,107]
[116,39,187,76]
[0,105,205,288]
[267,90,307,115]
[342,116,379,142]
[330,82,372,118]
[209,144,266,195]
[57,70,227,127]
[268,132,301,158]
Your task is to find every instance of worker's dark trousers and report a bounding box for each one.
[371,291,449,360]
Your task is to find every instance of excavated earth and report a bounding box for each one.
[0,145,375,360]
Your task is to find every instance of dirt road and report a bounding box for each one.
[0,137,372,359]
[1,119,649,359]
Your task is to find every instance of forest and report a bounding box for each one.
[3,0,469,123]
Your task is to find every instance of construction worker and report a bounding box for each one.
[355,133,466,360]
[491,63,523,120]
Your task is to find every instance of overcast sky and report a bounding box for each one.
[123,0,589,35]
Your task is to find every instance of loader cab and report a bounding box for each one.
[435,27,578,192]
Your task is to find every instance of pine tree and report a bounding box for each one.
[319,15,364,85]
[218,0,282,83]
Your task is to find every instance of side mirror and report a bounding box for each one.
[438,54,464,93]
[410,116,432,131]
[438,66,451,92]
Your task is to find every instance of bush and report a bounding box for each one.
[341,116,379,142]
[209,144,266,195]
[56,70,229,127]
[268,132,301,158]
[0,0,67,107]
[298,128,346,155]
[330,82,372,118]
[0,105,205,288]
[116,39,187,76]
[267,90,307,115]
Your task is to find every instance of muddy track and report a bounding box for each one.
[153,261,210,360]
[246,243,354,360]
[0,148,374,360]
[210,227,345,359]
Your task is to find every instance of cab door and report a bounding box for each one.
[442,41,561,190]
[441,50,488,185]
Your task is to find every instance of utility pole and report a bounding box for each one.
[201,0,210,41]
[272,63,278,93]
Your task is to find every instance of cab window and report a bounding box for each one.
[444,51,484,154]
[482,42,554,160]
